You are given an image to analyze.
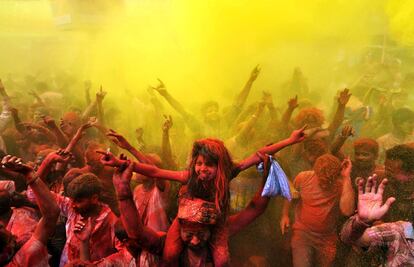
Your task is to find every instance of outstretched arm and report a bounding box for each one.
[1,155,59,245]
[106,129,155,164]
[98,151,189,184]
[237,126,306,171]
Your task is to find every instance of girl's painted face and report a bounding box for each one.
[195,155,218,181]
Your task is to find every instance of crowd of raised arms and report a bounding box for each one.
[1,57,414,267]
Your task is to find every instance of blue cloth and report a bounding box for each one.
[257,156,292,201]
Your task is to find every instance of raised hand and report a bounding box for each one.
[42,115,57,128]
[162,115,173,132]
[1,155,33,176]
[107,129,132,150]
[112,159,134,188]
[261,91,273,106]
[338,88,352,106]
[288,95,299,110]
[250,65,261,81]
[357,175,395,224]
[74,217,93,242]
[151,78,167,95]
[341,125,355,138]
[45,149,73,164]
[289,125,307,144]
[96,149,123,167]
[96,86,107,103]
[81,117,98,130]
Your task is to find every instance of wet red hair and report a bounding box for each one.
[187,138,235,215]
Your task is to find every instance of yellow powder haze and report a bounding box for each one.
[0,0,412,133]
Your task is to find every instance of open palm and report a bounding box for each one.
[357,175,396,223]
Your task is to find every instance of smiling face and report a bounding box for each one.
[194,155,218,182]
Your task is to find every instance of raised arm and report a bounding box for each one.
[112,161,163,249]
[81,86,106,122]
[230,101,265,144]
[19,122,57,144]
[9,107,26,134]
[107,129,155,164]
[161,115,177,169]
[0,80,12,134]
[281,95,299,128]
[84,80,92,106]
[36,149,72,181]
[237,126,306,171]
[96,86,106,127]
[152,79,202,134]
[327,88,351,141]
[339,157,355,216]
[43,115,69,147]
[225,65,260,124]
[1,155,59,245]
[340,176,395,247]
[330,125,354,156]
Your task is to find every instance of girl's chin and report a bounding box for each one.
[198,175,212,181]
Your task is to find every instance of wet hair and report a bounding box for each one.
[304,139,328,156]
[66,173,102,200]
[354,138,379,156]
[63,169,85,195]
[392,108,414,126]
[294,107,325,128]
[386,145,414,174]
[313,154,342,192]
[187,139,235,215]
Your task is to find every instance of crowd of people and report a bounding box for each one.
[0,52,414,267]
